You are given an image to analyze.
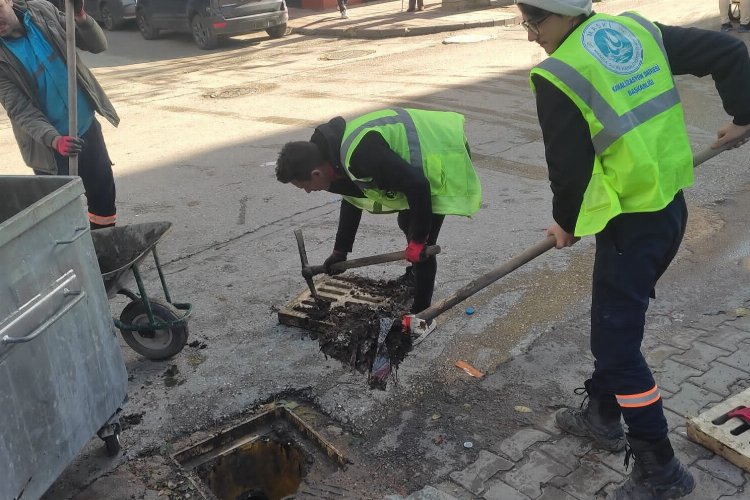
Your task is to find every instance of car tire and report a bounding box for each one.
[100,3,121,30]
[266,23,287,39]
[191,14,219,50]
[136,9,160,40]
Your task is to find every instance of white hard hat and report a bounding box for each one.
[516,0,592,17]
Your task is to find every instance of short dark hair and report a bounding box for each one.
[517,3,550,20]
[275,141,324,183]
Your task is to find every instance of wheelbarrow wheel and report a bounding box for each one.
[119,299,188,360]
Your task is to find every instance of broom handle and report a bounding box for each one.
[66,0,78,176]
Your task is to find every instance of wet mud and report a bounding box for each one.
[293,275,415,389]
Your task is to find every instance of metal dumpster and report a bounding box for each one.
[0,176,128,500]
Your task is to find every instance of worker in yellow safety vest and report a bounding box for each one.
[276,108,482,317]
[515,0,750,498]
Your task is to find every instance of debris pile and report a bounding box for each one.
[292,275,414,389]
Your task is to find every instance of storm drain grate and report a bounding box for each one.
[318,49,375,61]
[203,83,274,99]
[687,387,750,472]
[173,403,347,500]
[277,275,393,334]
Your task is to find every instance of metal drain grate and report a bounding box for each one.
[278,276,392,334]
[687,387,750,472]
[203,83,274,99]
[318,49,375,61]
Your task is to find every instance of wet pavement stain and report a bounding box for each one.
[187,353,207,368]
[441,249,594,379]
[163,364,187,388]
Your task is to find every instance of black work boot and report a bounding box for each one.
[400,266,416,288]
[608,436,695,499]
[555,380,626,452]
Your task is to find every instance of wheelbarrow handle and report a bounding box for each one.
[415,236,556,323]
[305,245,441,277]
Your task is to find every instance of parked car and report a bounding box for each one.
[47,0,136,30]
[88,0,136,30]
[136,0,289,50]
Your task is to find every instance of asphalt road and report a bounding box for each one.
[2,0,749,496]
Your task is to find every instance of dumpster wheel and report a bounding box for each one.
[104,432,121,457]
[98,419,123,457]
[119,299,189,360]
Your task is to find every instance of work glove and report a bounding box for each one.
[404,240,426,263]
[53,135,85,156]
[323,250,347,275]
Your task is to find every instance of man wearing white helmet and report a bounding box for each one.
[515,0,750,498]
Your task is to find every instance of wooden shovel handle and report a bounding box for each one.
[308,245,441,277]
[416,236,556,322]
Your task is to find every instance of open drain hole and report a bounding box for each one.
[198,436,306,499]
[173,404,347,500]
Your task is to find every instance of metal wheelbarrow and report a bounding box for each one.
[91,221,192,360]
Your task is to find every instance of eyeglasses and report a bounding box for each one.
[521,15,551,35]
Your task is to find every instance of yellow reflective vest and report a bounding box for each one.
[530,12,693,236]
[339,108,482,216]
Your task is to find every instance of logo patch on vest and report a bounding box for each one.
[581,20,643,75]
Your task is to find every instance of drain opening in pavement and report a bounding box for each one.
[173,402,347,500]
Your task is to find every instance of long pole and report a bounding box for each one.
[414,133,750,326]
[65,0,78,176]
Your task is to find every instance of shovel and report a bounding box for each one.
[370,317,395,384]
[403,137,750,345]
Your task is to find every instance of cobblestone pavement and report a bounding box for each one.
[388,307,750,499]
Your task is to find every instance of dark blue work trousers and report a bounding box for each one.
[589,191,687,441]
[397,210,445,314]
[34,119,117,227]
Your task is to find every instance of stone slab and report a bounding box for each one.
[494,429,551,462]
[449,450,514,495]
[687,387,750,473]
[502,451,571,498]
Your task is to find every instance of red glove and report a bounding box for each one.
[404,240,426,263]
[73,0,85,18]
[54,136,85,156]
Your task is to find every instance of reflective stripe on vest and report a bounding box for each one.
[620,12,667,58]
[616,385,661,408]
[340,107,423,193]
[537,56,680,155]
[341,195,393,214]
